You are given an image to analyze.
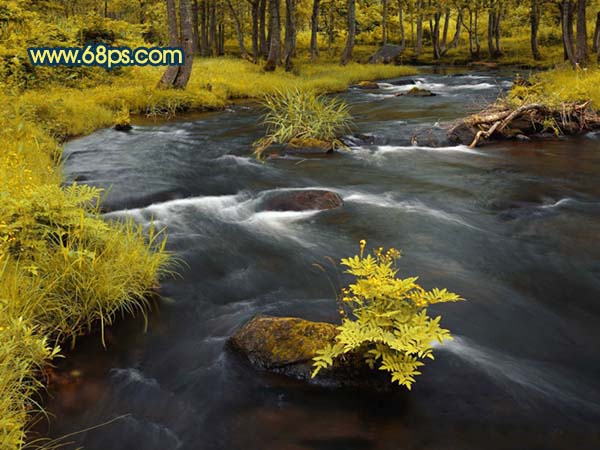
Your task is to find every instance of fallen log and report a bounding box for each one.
[448,100,600,147]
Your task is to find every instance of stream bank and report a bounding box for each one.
[35,68,600,450]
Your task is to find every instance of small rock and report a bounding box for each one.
[397,87,436,97]
[447,121,478,145]
[283,137,334,155]
[355,81,379,90]
[389,79,417,86]
[263,189,343,212]
[114,123,132,132]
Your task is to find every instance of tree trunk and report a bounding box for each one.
[561,0,577,67]
[487,1,494,56]
[575,0,588,64]
[158,0,180,87]
[227,0,250,59]
[173,0,195,88]
[218,22,225,55]
[259,0,268,57]
[284,0,296,71]
[328,0,335,51]
[208,0,217,56]
[415,0,423,56]
[199,0,209,56]
[264,0,281,70]
[530,0,541,60]
[310,0,320,60]
[494,5,502,54]
[247,0,259,62]
[593,11,600,53]
[340,0,356,65]
[440,8,450,52]
[398,0,405,48]
[474,7,481,57]
[431,6,441,59]
[382,0,388,45]
[192,0,199,54]
[449,9,462,48]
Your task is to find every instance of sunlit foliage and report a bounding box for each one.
[312,241,463,389]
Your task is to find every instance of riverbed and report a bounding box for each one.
[40,69,600,449]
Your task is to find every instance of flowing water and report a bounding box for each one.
[40,69,600,449]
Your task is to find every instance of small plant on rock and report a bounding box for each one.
[114,102,132,131]
[312,240,463,389]
[253,88,353,159]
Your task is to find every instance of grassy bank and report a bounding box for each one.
[1,58,416,448]
[12,57,416,139]
[528,67,600,107]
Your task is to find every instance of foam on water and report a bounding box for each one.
[343,191,479,229]
[441,337,600,412]
[105,189,331,247]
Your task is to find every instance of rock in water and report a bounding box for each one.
[114,123,132,131]
[263,189,343,211]
[367,44,405,64]
[228,316,393,390]
[447,121,478,145]
[282,137,334,155]
[396,87,436,97]
[355,81,379,90]
[229,317,337,373]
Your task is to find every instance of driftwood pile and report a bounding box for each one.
[448,100,600,147]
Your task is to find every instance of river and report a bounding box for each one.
[39,69,600,450]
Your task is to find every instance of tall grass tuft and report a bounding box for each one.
[253,88,353,159]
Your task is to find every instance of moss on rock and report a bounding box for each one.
[228,316,394,390]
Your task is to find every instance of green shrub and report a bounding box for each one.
[253,88,353,159]
[312,241,463,389]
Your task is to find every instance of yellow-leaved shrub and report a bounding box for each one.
[312,241,463,389]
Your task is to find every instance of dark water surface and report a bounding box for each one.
[40,69,600,449]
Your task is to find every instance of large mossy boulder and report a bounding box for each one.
[263,189,343,212]
[367,44,405,64]
[228,316,392,390]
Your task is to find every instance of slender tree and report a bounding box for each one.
[575,0,588,64]
[382,0,389,45]
[227,0,250,59]
[449,7,462,48]
[173,0,194,88]
[259,0,268,56]
[284,0,297,70]
[340,0,356,64]
[247,0,260,61]
[560,0,577,67]
[593,11,600,53]
[398,0,406,48]
[158,0,180,87]
[415,0,424,56]
[328,0,335,51]
[264,0,281,70]
[310,0,321,60]
[199,0,209,56]
[530,0,541,60]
